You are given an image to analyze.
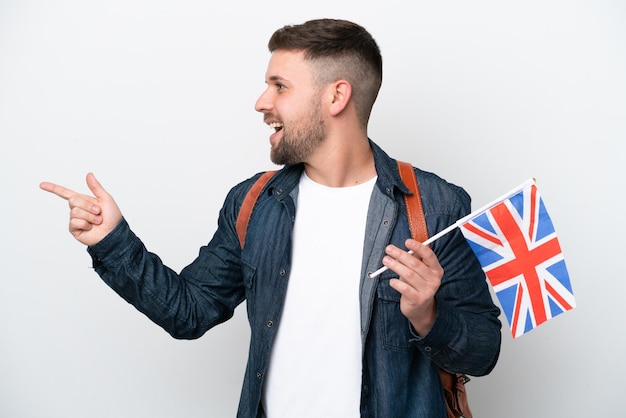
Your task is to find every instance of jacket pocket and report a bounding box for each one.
[376,279,413,353]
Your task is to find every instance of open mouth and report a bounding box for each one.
[269,122,284,133]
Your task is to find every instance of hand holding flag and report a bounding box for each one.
[370,178,576,338]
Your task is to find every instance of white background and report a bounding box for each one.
[1,1,624,416]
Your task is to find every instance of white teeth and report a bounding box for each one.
[268,122,284,130]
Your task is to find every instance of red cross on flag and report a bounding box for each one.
[459,179,576,338]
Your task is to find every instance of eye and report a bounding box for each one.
[276,83,285,91]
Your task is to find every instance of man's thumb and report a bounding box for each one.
[86,172,108,198]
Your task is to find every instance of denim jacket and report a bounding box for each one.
[88,140,501,417]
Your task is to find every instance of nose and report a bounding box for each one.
[255,87,273,113]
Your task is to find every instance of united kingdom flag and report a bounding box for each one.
[460,182,576,338]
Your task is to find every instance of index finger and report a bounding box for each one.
[405,239,438,264]
[39,181,79,201]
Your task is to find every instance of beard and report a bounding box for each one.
[270,99,327,165]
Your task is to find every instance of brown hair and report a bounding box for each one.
[268,19,383,128]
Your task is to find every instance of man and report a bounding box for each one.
[41,19,501,418]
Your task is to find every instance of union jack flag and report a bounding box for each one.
[460,181,576,338]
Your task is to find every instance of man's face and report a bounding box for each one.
[255,50,327,165]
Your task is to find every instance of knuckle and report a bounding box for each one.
[69,206,82,218]
[67,195,82,208]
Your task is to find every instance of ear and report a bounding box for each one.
[327,80,352,117]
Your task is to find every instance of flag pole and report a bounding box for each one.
[368,178,536,279]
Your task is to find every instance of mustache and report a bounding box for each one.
[263,114,282,124]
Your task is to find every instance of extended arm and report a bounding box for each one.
[40,173,246,339]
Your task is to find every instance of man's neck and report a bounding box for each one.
[303,134,376,187]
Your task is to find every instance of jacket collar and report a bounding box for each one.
[267,139,410,200]
[369,139,411,196]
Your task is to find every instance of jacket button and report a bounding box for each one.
[279,268,286,276]
[256,372,262,379]
[383,219,390,226]
[267,321,274,327]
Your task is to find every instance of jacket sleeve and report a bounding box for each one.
[86,184,249,340]
[409,180,502,376]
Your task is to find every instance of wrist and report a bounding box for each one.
[409,300,437,336]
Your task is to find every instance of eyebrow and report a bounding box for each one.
[268,75,289,83]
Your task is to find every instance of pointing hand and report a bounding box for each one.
[40,173,122,246]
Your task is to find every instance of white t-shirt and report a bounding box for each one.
[262,172,377,418]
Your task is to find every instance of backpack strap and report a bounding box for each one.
[396,160,473,418]
[235,170,278,249]
[397,161,428,243]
